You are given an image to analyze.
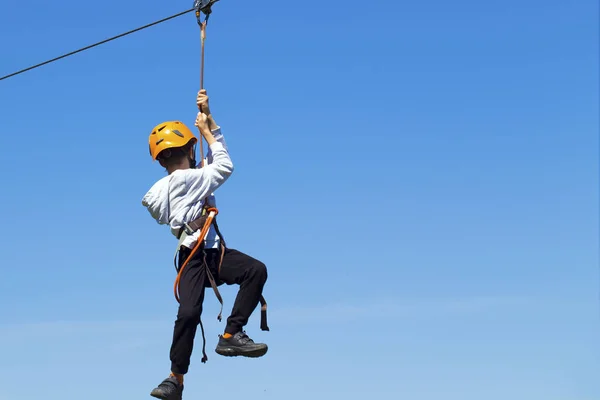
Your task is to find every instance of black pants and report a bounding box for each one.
[169,245,268,375]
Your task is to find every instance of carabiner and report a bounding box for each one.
[194,0,219,25]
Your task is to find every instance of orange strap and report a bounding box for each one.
[173,205,225,364]
[174,207,218,303]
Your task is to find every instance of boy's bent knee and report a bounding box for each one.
[251,260,267,282]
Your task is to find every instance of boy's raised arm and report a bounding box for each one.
[185,110,233,200]
[196,89,228,165]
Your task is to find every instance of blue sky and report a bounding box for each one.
[0,0,598,398]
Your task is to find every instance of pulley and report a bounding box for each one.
[194,0,220,24]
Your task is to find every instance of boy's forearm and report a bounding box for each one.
[202,129,217,146]
[206,114,219,131]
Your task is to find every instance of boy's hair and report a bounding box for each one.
[157,141,195,169]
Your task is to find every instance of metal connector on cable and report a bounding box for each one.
[194,0,220,24]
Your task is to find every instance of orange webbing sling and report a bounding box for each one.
[174,207,219,304]
[173,206,221,363]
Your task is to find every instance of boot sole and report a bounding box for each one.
[149,392,169,400]
[150,391,180,400]
[215,345,268,358]
[150,388,182,400]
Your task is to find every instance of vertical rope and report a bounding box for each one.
[196,12,206,168]
[201,22,206,90]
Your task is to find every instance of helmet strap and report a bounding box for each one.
[189,143,198,169]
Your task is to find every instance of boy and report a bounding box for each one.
[142,90,269,400]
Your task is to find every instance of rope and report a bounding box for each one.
[200,18,207,90]
[197,16,207,168]
[0,8,195,82]
[194,1,218,167]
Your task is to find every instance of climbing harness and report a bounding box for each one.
[170,2,269,363]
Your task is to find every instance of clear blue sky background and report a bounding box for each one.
[0,0,598,399]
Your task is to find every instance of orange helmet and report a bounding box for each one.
[149,121,197,160]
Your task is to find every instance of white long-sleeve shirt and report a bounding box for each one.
[141,127,233,249]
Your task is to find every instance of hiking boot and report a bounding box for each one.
[215,331,268,358]
[150,375,183,400]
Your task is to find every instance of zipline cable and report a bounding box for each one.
[0,8,195,82]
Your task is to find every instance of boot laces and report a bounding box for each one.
[236,331,254,344]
